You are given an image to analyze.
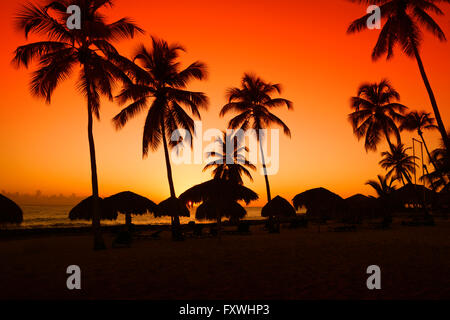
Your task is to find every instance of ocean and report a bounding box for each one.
[13,205,268,229]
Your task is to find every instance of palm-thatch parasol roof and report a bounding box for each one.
[103,191,157,216]
[261,195,296,218]
[155,197,190,218]
[345,194,383,220]
[345,194,379,209]
[196,200,247,221]
[293,187,347,220]
[390,184,437,205]
[293,187,345,210]
[179,178,259,205]
[69,196,118,221]
[0,194,23,224]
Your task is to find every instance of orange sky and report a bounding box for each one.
[0,0,449,205]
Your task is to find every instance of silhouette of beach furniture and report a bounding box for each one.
[184,222,206,238]
[262,196,296,233]
[369,217,392,229]
[401,216,435,227]
[223,221,252,235]
[329,224,357,232]
[103,191,157,227]
[69,196,118,221]
[293,188,347,232]
[288,216,308,229]
[156,197,190,241]
[134,230,163,240]
[112,230,133,248]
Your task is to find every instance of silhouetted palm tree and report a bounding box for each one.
[347,0,450,152]
[366,174,397,220]
[400,111,439,171]
[349,80,407,151]
[366,174,397,199]
[13,0,143,250]
[379,143,418,185]
[203,132,256,185]
[113,36,208,232]
[220,73,293,202]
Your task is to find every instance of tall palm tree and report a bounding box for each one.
[113,36,208,233]
[379,143,418,185]
[220,73,293,202]
[400,111,439,171]
[347,0,450,152]
[13,0,143,250]
[349,80,407,151]
[203,131,256,185]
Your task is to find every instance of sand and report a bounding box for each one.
[0,220,449,300]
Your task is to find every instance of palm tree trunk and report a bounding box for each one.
[412,44,450,152]
[383,127,395,151]
[87,98,105,250]
[160,119,180,229]
[259,139,272,202]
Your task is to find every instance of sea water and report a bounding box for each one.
[11,205,268,229]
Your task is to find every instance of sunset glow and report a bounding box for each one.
[1,0,449,205]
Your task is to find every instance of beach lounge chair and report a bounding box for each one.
[223,222,252,235]
[402,216,435,227]
[329,224,357,232]
[112,230,133,248]
[288,217,308,229]
[134,230,163,240]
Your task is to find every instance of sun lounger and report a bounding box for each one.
[112,230,133,248]
[329,225,357,232]
[134,230,163,240]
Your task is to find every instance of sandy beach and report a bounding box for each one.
[1,219,449,300]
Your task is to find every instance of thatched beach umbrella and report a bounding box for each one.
[261,196,296,218]
[293,187,346,221]
[0,194,23,225]
[104,191,157,226]
[196,200,247,221]
[69,196,118,221]
[179,179,258,235]
[179,179,259,205]
[345,194,381,220]
[155,197,190,218]
[390,184,437,208]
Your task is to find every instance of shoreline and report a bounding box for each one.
[0,219,268,239]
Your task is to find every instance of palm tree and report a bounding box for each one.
[220,73,293,202]
[366,174,397,220]
[203,131,256,185]
[347,0,450,152]
[13,0,143,250]
[400,111,439,171]
[366,174,397,199]
[113,36,208,234]
[349,80,407,151]
[379,143,418,185]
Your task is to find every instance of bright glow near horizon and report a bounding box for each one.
[0,0,449,205]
